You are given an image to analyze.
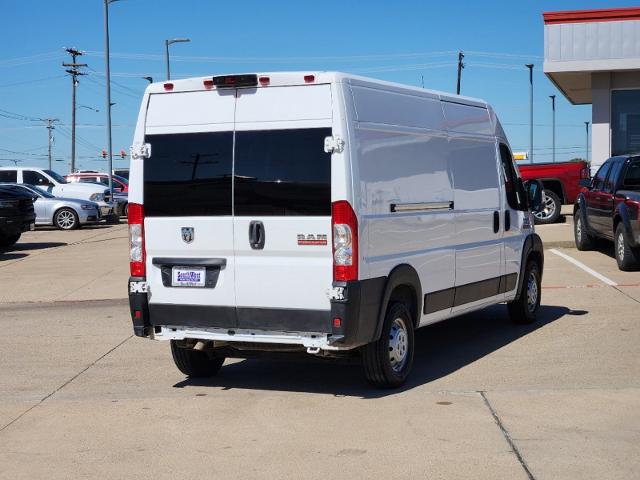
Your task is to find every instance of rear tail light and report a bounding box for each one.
[203,79,214,89]
[128,203,145,277]
[258,76,270,86]
[304,74,315,83]
[332,200,358,281]
[163,82,174,91]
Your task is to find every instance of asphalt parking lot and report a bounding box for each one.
[0,217,639,479]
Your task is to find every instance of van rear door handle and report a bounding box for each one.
[493,211,500,233]
[249,221,265,250]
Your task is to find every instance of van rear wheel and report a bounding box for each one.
[361,302,415,388]
[170,340,225,378]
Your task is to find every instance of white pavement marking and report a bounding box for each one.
[549,248,618,286]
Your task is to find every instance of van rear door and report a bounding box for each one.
[232,85,334,332]
[143,90,237,327]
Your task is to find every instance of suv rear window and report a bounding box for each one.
[234,128,331,216]
[0,170,17,183]
[144,132,233,216]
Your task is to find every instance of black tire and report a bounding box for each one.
[170,340,225,378]
[0,233,20,247]
[507,260,541,325]
[614,223,640,271]
[54,208,79,230]
[361,302,415,388]
[574,209,595,251]
[533,190,561,224]
[123,203,129,218]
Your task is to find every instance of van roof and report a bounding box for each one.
[146,71,489,109]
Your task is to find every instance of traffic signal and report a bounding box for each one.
[120,149,126,158]
[101,149,107,158]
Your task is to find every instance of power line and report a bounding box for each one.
[0,51,64,67]
[0,75,67,89]
[0,108,44,122]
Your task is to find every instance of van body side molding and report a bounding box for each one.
[390,201,454,213]
[423,273,518,314]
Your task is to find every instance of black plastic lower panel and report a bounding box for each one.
[147,303,331,333]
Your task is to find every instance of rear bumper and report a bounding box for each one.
[128,276,386,350]
[0,214,35,236]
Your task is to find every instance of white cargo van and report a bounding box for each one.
[127,72,544,387]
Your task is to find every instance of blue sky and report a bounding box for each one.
[1,0,636,171]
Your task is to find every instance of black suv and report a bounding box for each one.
[0,185,36,248]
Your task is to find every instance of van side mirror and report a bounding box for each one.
[579,179,591,188]
[524,179,544,212]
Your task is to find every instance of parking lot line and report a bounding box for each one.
[549,249,618,286]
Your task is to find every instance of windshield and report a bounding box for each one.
[624,160,640,189]
[112,174,128,185]
[44,170,67,184]
[31,186,55,198]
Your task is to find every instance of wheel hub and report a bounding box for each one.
[617,233,625,261]
[526,272,538,313]
[533,193,556,220]
[388,317,409,372]
[58,211,74,228]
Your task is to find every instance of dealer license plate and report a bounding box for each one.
[171,266,206,287]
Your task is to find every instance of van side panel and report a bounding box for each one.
[350,85,456,320]
[444,102,503,312]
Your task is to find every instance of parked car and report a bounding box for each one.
[519,160,590,224]
[0,167,114,218]
[1,184,100,230]
[0,185,35,247]
[113,191,129,217]
[66,172,128,216]
[574,155,640,270]
[65,172,129,193]
[127,72,545,388]
[113,168,129,180]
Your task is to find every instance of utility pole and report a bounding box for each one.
[456,51,465,95]
[550,95,556,163]
[45,118,59,170]
[585,121,590,162]
[62,48,87,173]
[525,64,534,163]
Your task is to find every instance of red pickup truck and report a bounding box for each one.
[518,161,590,224]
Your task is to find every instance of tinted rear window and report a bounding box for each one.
[0,170,17,183]
[144,132,233,216]
[234,128,331,216]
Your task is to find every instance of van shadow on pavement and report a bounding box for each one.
[0,242,66,259]
[173,304,587,398]
[9,241,66,251]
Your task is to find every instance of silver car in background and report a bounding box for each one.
[1,184,100,230]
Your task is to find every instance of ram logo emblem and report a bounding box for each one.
[181,227,194,244]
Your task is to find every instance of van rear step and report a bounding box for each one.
[154,325,344,351]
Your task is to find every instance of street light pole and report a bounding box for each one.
[550,95,556,163]
[585,121,590,162]
[525,64,534,163]
[103,0,119,218]
[165,38,190,80]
